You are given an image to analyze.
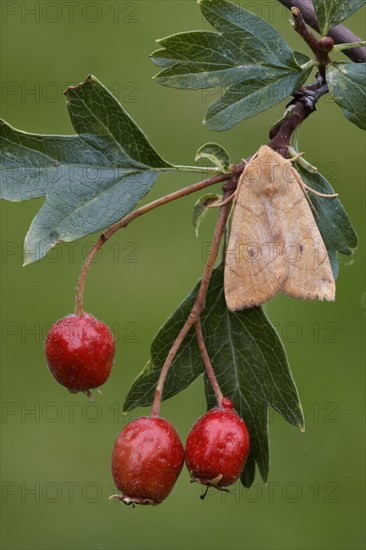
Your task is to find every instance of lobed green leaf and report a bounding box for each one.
[152,0,311,130]
[0,76,171,264]
[65,75,170,169]
[204,69,311,131]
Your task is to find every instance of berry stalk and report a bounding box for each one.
[74,172,231,317]
[194,320,223,406]
[151,189,233,417]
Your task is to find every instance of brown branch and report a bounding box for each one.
[74,171,230,316]
[291,6,332,75]
[268,77,328,156]
[150,188,233,417]
[269,0,365,155]
[278,0,366,62]
[292,6,325,58]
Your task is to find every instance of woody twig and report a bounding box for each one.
[278,0,366,62]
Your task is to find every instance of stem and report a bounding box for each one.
[75,237,105,317]
[194,320,223,406]
[300,59,319,71]
[169,165,222,174]
[332,41,366,52]
[277,0,366,63]
[74,171,230,316]
[269,78,329,156]
[291,7,328,62]
[150,188,233,417]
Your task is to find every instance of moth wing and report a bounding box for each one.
[225,146,335,310]
[278,168,335,301]
[224,162,288,311]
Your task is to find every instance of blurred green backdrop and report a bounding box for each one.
[1,2,365,549]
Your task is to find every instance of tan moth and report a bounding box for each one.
[224,145,336,311]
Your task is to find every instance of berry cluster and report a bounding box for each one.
[45,314,250,505]
[111,396,249,505]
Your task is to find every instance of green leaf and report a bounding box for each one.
[204,69,311,131]
[0,76,171,264]
[199,0,297,67]
[296,164,358,279]
[326,63,366,131]
[192,193,222,236]
[152,0,311,130]
[124,263,303,488]
[195,142,231,171]
[313,0,365,35]
[65,75,169,169]
[293,51,312,66]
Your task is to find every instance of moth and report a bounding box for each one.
[224,145,336,311]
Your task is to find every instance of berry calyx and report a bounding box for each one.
[185,397,250,492]
[221,396,234,410]
[111,416,184,506]
[45,313,115,397]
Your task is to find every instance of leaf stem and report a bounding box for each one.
[300,59,318,71]
[74,171,230,316]
[194,319,223,406]
[332,41,366,52]
[168,165,222,174]
[150,187,233,417]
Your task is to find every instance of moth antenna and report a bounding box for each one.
[289,147,318,173]
[292,168,319,216]
[302,183,338,199]
[206,192,236,208]
[292,165,338,200]
[226,196,237,223]
[207,154,251,209]
[288,151,305,162]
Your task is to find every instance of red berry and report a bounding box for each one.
[185,397,250,490]
[45,313,115,396]
[111,417,184,506]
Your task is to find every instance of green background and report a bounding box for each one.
[1,1,365,549]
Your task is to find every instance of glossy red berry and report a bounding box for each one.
[45,313,115,396]
[185,397,250,489]
[111,417,185,506]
